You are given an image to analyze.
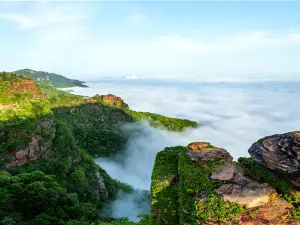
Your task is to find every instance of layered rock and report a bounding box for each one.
[249,131,300,186]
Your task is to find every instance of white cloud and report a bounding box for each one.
[78,79,300,220]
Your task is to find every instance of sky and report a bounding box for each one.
[0,1,300,79]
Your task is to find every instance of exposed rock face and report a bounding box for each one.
[186,142,295,224]
[88,94,129,109]
[210,162,235,180]
[96,172,108,200]
[188,143,277,208]
[248,131,300,185]
[188,142,233,162]
[7,80,44,97]
[102,94,122,105]
[5,119,55,168]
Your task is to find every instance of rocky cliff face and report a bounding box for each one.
[151,134,300,225]
[5,118,54,168]
[249,131,300,186]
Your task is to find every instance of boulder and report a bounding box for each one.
[188,142,233,162]
[188,143,282,208]
[248,131,300,185]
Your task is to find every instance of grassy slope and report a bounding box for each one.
[0,72,198,225]
[14,69,88,88]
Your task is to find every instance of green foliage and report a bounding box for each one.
[237,157,293,194]
[38,82,85,107]
[0,72,53,122]
[151,146,185,225]
[151,146,245,225]
[14,69,88,88]
[52,103,132,157]
[98,214,151,225]
[238,157,300,220]
[0,170,99,225]
[256,138,264,144]
[1,71,199,224]
[127,110,198,132]
[292,208,300,219]
[178,152,244,224]
[194,193,244,221]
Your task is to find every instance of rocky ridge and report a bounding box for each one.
[151,132,300,225]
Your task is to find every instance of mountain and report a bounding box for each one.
[0,72,197,225]
[14,69,88,88]
[1,72,299,225]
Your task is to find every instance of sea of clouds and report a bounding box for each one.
[65,78,300,221]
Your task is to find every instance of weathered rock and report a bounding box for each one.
[152,142,297,225]
[248,131,300,185]
[88,94,129,109]
[211,162,235,180]
[102,94,122,105]
[211,161,276,208]
[216,181,274,208]
[96,172,108,200]
[5,119,54,168]
[255,197,294,222]
[188,143,281,209]
[188,142,233,162]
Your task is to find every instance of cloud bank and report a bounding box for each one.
[72,79,300,220]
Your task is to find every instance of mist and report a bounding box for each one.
[68,78,300,221]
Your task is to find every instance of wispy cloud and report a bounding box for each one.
[0,2,87,30]
[1,2,300,76]
[127,13,148,24]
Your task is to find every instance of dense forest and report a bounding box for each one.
[0,72,197,225]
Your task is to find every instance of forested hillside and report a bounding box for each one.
[14,69,88,88]
[0,72,197,225]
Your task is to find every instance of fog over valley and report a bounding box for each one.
[65,78,300,220]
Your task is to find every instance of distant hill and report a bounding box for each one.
[14,69,88,88]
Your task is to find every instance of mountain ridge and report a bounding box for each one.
[14,69,88,88]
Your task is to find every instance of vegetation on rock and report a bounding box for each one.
[14,69,88,88]
[151,141,298,225]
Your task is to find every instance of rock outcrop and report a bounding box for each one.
[96,172,108,200]
[5,119,55,168]
[151,142,298,225]
[88,94,129,109]
[7,79,44,98]
[249,131,300,186]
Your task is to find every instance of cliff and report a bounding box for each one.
[150,134,300,225]
[3,72,299,225]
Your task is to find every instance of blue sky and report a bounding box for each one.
[0,1,300,79]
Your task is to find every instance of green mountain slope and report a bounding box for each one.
[0,72,198,225]
[14,69,88,88]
